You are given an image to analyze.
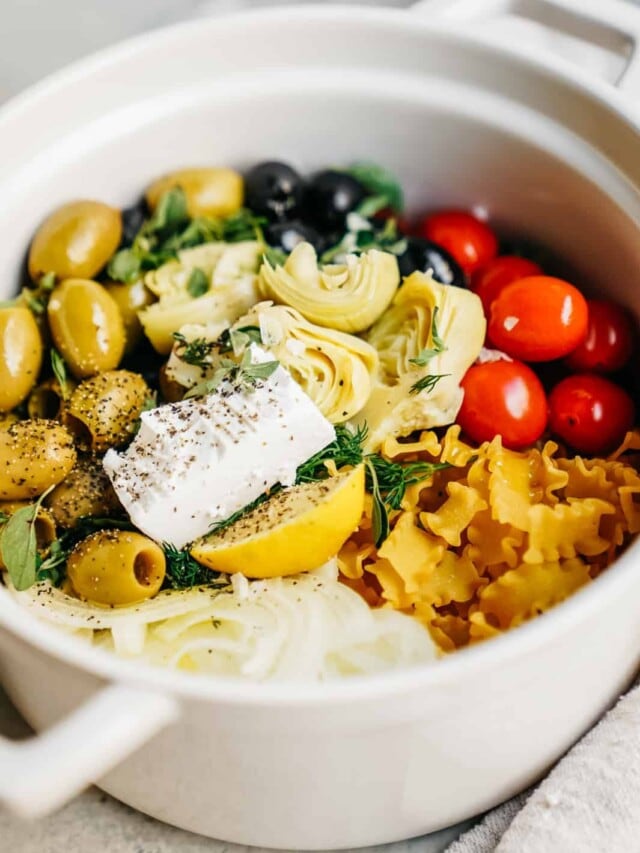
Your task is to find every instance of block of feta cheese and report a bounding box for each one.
[103,348,335,549]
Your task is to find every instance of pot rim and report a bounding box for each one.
[1,3,639,707]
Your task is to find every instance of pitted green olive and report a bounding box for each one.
[47,279,126,379]
[0,420,76,500]
[105,279,156,353]
[28,200,122,282]
[45,457,120,528]
[0,306,43,412]
[67,529,166,605]
[27,377,77,421]
[0,501,57,567]
[64,370,150,453]
[146,168,244,218]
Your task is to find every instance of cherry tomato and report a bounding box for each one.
[457,359,548,449]
[565,299,634,374]
[419,210,498,275]
[548,373,635,455]
[489,276,588,362]
[471,256,542,316]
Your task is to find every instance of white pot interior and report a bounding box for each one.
[0,8,639,315]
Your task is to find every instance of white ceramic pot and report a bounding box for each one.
[2,0,640,848]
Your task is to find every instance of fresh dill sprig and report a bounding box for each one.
[162,544,226,589]
[366,455,450,511]
[295,424,367,483]
[410,373,449,395]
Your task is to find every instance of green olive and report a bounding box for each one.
[146,168,244,218]
[105,279,156,353]
[0,420,76,500]
[67,529,166,605]
[64,370,150,453]
[47,279,126,379]
[45,457,120,528]
[28,200,122,282]
[0,501,57,570]
[27,377,77,421]
[0,306,43,412]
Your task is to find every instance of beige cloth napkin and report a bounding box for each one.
[446,680,640,852]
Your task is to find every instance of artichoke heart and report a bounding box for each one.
[259,241,400,333]
[139,242,261,354]
[166,301,378,424]
[352,272,486,450]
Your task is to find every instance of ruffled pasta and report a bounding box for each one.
[338,427,640,652]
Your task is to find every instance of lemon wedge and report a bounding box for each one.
[190,465,365,578]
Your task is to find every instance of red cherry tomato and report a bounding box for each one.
[457,359,548,449]
[471,256,543,316]
[419,210,498,275]
[548,374,635,455]
[489,276,588,362]
[565,299,634,374]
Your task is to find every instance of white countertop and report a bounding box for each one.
[1,0,638,850]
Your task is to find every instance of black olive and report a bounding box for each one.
[120,201,147,248]
[265,220,325,254]
[305,170,367,230]
[245,161,305,221]
[397,238,466,288]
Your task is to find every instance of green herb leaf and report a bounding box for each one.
[50,349,70,400]
[0,511,9,524]
[27,296,46,316]
[1,488,53,591]
[409,308,447,367]
[238,349,279,385]
[355,194,389,219]
[346,162,404,212]
[186,267,209,298]
[39,272,56,292]
[365,458,390,548]
[410,373,449,395]
[146,187,189,235]
[107,248,142,283]
[229,325,262,354]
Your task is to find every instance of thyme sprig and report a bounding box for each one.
[184,348,279,399]
[172,333,216,369]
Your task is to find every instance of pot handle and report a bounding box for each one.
[0,683,179,817]
[410,0,640,95]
